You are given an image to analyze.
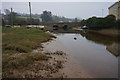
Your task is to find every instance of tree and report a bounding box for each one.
[85,15,116,29]
[116,20,120,29]
[80,19,86,26]
[104,15,116,28]
[4,9,18,25]
[2,19,5,26]
[4,9,10,15]
[74,18,78,22]
[41,11,53,23]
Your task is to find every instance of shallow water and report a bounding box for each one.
[42,32,119,78]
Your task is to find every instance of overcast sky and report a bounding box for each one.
[2,2,115,19]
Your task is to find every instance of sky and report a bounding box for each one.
[1,2,115,19]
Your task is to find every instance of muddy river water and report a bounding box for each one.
[42,32,119,78]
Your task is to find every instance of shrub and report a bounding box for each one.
[116,20,120,29]
[85,15,116,29]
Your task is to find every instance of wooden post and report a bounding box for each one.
[29,2,32,25]
[11,8,13,26]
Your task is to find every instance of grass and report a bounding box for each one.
[2,27,55,54]
[2,27,56,78]
[2,52,51,77]
[2,52,65,78]
[3,53,51,70]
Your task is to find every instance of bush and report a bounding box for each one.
[85,15,116,29]
[104,15,116,28]
[116,20,120,29]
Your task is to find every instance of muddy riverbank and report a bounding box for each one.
[41,38,93,78]
[2,27,119,78]
[87,29,120,38]
[2,27,67,78]
[41,33,118,78]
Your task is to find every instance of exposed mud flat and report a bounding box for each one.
[41,33,118,78]
[41,38,93,78]
[60,55,93,78]
[4,32,118,78]
[2,51,67,78]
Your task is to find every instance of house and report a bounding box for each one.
[108,1,120,20]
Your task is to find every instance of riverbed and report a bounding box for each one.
[42,32,119,78]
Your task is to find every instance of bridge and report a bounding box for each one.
[40,22,82,28]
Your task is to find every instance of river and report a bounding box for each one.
[42,32,119,78]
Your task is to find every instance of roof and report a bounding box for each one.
[108,1,120,9]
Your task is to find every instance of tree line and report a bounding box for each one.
[2,9,78,26]
[81,15,120,29]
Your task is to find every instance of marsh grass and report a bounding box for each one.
[2,27,55,77]
[2,52,51,77]
[3,53,50,70]
[2,27,66,78]
[2,27,55,54]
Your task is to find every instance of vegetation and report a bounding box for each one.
[2,9,78,26]
[2,52,65,78]
[3,53,51,72]
[41,11,53,23]
[116,20,120,29]
[2,9,40,26]
[81,15,117,29]
[2,27,67,78]
[2,27,55,54]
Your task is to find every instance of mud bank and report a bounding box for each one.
[41,38,93,78]
[87,29,120,38]
[41,33,118,78]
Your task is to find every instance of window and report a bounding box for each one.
[113,8,117,13]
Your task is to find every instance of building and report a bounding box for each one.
[108,1,120,20]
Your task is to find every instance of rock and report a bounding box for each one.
[74,37,77,40]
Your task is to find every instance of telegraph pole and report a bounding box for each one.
[11,8,13,26]
[29,2,32,25]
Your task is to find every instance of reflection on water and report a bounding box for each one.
[79,31,120,56]
[43,32,119,78]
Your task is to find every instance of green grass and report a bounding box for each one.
[2,27,55,78]
[2,27,55,54]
